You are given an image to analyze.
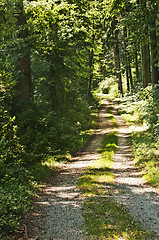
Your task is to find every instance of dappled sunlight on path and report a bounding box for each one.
[22,98,159,239]
[112,104,159,239]
[25,99,111,240]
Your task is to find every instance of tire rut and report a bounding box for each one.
[111,102,159,239]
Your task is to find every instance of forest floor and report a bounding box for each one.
[16,98,159,240]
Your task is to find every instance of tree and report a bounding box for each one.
[123,26,130,92]
[14,0,32,103]
[139,0,151,88]
[149,0,159,84]
[113,28,123,96]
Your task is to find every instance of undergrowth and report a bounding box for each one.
[0,163,35,235]
[0,91,98,237]
[119,89,159,190]
[132,131,159,188]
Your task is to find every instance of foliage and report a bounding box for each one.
[14,97,95,162]
[0,163,35,234]
[132,131,159,189]
[0,80,34,235]
[139,85,159,141]
[95,77,118,97]
[119,93,159,189]
[119,85,159,142]
[0,73,22,164]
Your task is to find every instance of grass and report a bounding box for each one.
[105,106,118,128]
[77,106,154,239]
[78,131,117,198]
[83,198,152,240]
[131,131,159,189]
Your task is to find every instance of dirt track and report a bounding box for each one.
[17,98,159,240]
[112,103,159,239]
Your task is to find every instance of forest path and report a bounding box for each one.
[22,98,159,240]
[25,99,110,240]
[111,103,159,239]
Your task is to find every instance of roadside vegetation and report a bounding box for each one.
[118,86,159,190]
[97,75,159,191]
[0,92,98,238]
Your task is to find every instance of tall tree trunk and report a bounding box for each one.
[50,65,58,109]
[123,27,134,90]
[141,44,151,88]
[128,60,133,90]
[150,17,159,84]
[123,27,130,92]
[113,31,123,96]
[139,0,151,88]
[15,0,32,102]
[87,48,94,98]
[135,50,140,83]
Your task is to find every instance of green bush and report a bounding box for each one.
[0,71,97,236]
[138,85,159,142]
[119,90,159,189]
[0,163,35,233]
[120,85,159,142]
[15,96,94,162]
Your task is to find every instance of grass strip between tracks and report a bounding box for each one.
[77,106,154,240]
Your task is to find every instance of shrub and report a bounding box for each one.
[0,163,35,233]
[138,85,159,141]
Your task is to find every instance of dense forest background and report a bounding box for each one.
[0,0,159,236]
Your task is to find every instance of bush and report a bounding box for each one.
[0,72,97,236]
[120,85,159,142]
[138,85,159,141]
[15,96,94,162]
[0,163,35,233]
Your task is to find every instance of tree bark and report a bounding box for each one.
[150,16,159,84]
[87,48,94,98]
[123,27,130,92]
[128,60,133,90]
[139,0,151,88]
[15,0,32,102]
[135,50,140,83]
[141,44,151,88]
[113,31,123,96]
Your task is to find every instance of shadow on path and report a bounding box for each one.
[19,99,159,240]
[111,104,159,239]
[23,101,111,240]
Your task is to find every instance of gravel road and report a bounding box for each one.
[112,103,159,239]
[20,99,159,240]
[24,102,108,240]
